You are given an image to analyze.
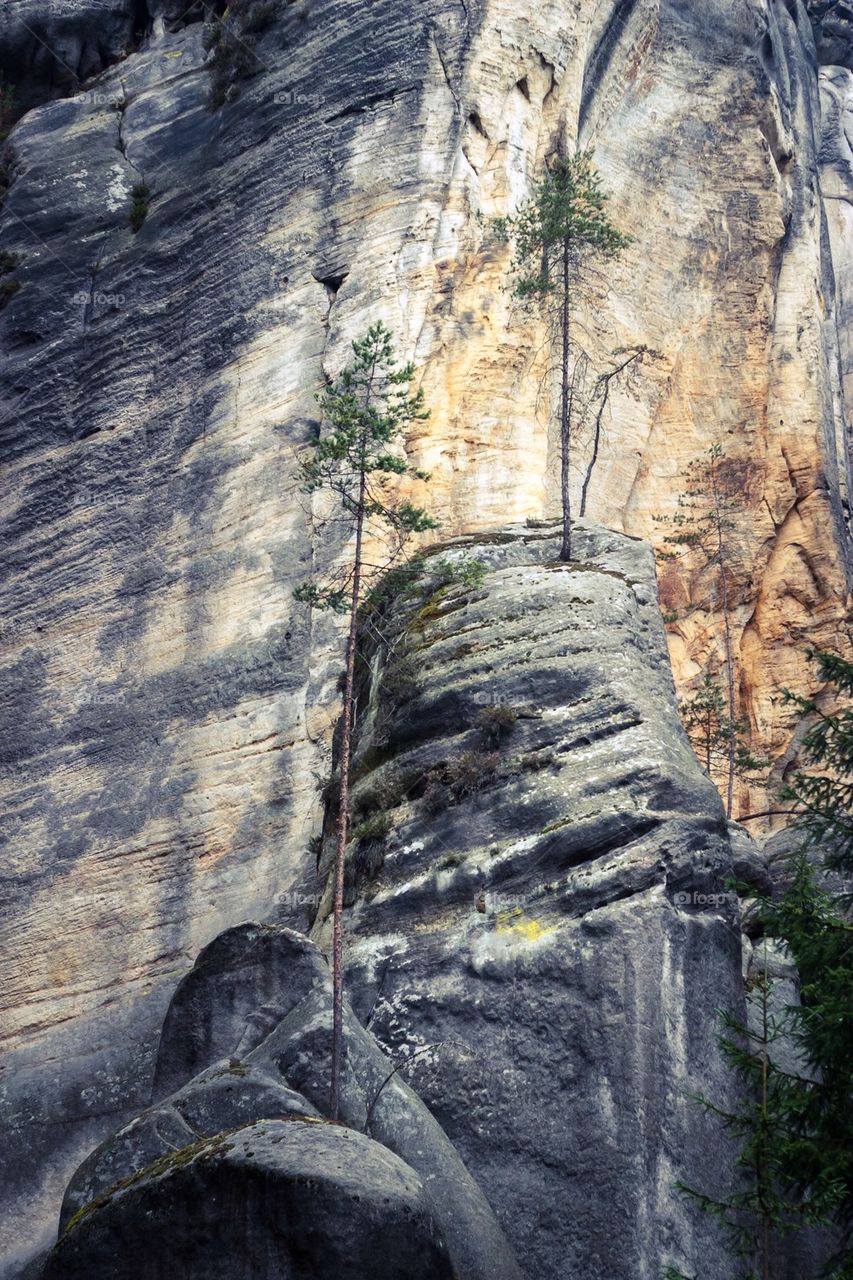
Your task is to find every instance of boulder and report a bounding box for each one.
[60,1059,319,1234]
[44,1119,456,1280]
[153,924,331,1100]
[60,924,523,1280]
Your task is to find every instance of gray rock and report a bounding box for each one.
[248,986,525,1280]
[153,924,332,1100]
[308,525,750,1280]
[728,822,774,899]
[808,0,853,68]
[59,1059,320,1234]
[43,1119,456,1280]
[57,923,522,1280]
[2,0,852,1267]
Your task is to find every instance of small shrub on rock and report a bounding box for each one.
[476,704,518,748]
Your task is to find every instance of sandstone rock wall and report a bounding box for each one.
[1,0,852,1272]
[314,524,745,1280]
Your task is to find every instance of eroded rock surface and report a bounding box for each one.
[55,923,523,1280]
[305,524,748,1280]
[44,1119,456,1280]
[2,0,853,1270]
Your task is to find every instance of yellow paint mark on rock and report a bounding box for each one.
[495,908,551,943]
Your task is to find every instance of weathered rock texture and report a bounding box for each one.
[1,0,852,1272]
[304,524,747,1280]
[54,923,523,1280]
[44,1118,457,1280]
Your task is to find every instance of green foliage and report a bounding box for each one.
[674,955,826,1279]
[0,78,14,143]
[433,555,487,590]
[0,152,14,210]
[423,751,502,812]
[682,672,766,787]
[654,444,738,568]
[781,650,853,875]
[129,181,150,233]
[349,810,393,844]
[493,151,632,302]
[759,855,853,1261]
[0,249,22,274]
[381,653,420,704]
[294,321,437,613]
[672,654,853,1278]
[363,554,428,611]
[494,150,632,561]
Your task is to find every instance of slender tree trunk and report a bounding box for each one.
[758,953,772,1280]
[329,468,366,1121]
[559,240,572,561]
[709,460,738,819]
[718,535,736,820]
[704,710,712,775]
[579,375,606,520]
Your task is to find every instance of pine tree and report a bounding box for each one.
[494,151,631,561]
[655,444,749,818]
[669,948,827,1280]
[759,855,853,1274]
[681,672,766,795]
[667,651,853,1280]
[294,321,437,1119]
[781,651,853,875]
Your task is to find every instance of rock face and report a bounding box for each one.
[1,0,853,1273]
[305,524,746,1280]
[44,1119,457,1280]
[54,922,523,1280]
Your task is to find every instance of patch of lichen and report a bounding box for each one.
[62,1131,239,1236]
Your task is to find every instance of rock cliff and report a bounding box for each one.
[0,0,851,1275]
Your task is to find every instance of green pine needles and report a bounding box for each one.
[681,672,766,796]
[294,320,437,1121]
[666,651,853,1280]
[494,150,632,561]
[781,651,853,876]
[294,321,436,615]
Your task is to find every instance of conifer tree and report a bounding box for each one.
[495,151,631,561]
[681,672,765,795]
[656,443,749,818]
[666,652,853,1280]
[781,650,853,875]
[667,947,819,1280]
[294,321,437,1119]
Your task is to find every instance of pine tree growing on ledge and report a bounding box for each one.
[495,150,631,561]
[294,321,437,1120]
[655,443,751,819]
